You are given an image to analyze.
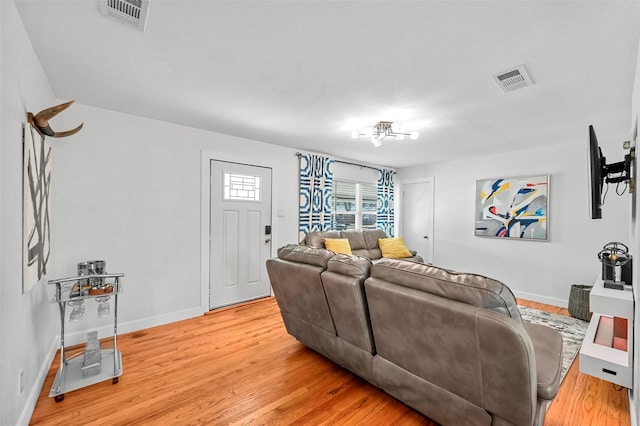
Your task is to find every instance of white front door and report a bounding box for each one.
[210,160,272,309]
[401,178,434,264]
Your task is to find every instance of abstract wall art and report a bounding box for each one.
[475,174,549,241]
[23,122,52,292]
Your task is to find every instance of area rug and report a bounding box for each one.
[518,305,589,381]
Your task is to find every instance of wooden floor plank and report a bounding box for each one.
[30,297,629,425]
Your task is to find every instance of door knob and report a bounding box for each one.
[423,236,429,239]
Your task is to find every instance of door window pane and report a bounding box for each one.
[224,173,261,201]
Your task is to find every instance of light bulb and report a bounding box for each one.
[410,131,419,140]
[351,130,359,139]
[396,134,405,141]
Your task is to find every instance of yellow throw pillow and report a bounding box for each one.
[323,238,352,255]
[378,237,413,258]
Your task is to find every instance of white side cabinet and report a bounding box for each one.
[48,273,124,401]
[579,278,633,388]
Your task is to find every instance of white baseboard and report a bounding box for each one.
[121,306,204,332]
[19,306,204,424]
[630,390,637,426]
[16,338,58,426]
[513,290,567,308]
[61,306,204,347]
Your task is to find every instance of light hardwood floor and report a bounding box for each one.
[30,297,629,425]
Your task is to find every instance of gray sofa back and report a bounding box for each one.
[303,229,386,259]
[369,259,522,321]
[365,259,539,426]
[322,254,375,353]
[269,244,335,334]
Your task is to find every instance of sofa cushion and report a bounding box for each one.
[378,237,413,258]
[361,229,388,250]
[277,244,334,269]
[370,259,522,321]
[323,238,352,255]
[304,231,341,248]
[340,230,368,250]
[341,229,387,259]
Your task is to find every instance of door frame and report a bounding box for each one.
[200,150,276,314]
[396,177,435,264]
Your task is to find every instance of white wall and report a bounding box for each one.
[49,103,301,338]
[1,2,60,425]
[398,139,631,306]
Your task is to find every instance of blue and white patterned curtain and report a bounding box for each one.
[299,153,334,240]
[376,169,395,237]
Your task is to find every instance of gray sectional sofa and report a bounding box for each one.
[265,230,564,426]
[300,229,424,263]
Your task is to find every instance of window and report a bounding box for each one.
[332,180,377,230]
[223,172,261,201]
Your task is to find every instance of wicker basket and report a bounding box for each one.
[568,284,593,321]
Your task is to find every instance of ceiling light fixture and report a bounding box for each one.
[351,121,419,147]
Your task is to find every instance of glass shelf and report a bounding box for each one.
[48,273,124,303]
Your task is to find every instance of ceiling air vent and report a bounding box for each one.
[493,65,534,93]
[99,0,150,32]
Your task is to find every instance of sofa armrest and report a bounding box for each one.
[522,322,563,401]
[277,244,334,268]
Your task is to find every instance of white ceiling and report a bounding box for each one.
[14,0,640,168]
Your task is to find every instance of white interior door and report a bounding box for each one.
[401,178,434,264]
[210,160,272,309]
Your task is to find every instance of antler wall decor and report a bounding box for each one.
[27,100,83,138]
[22,100,82,292]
